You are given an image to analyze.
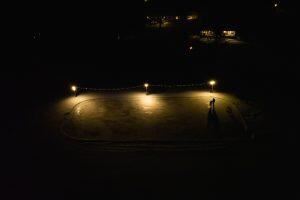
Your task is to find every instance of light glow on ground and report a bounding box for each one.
[59,90,247,142]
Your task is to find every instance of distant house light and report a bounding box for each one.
[201,30,215,37]
[187,14,198,20]
[175,16,179,20]
[222,30,236,37]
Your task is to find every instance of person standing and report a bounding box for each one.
[212,98,216,109]
[209,100,213,109]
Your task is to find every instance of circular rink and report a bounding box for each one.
[62,93,246,142]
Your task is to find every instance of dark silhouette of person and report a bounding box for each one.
[212,98,216,109]
[209,100,213,108]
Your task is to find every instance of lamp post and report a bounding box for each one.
[71,85,77,97]
[144,83,149,95]
[209,80,216,93]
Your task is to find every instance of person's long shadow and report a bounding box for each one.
[207,107,220,133]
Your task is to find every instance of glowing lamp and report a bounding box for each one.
[209,80,216,93]
[209,80,216,86]
[71,85,77,92]
[144,83,149,94]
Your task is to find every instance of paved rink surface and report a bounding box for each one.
[60,91,246,142]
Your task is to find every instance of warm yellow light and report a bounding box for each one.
[71,85,77,92]
[135,94,162,112]
[223,30,236,37]
[201,30,215,37]
[189,46,193,50]
[144,83,149,88]
[187,14,198,20]
[209,80,216,86]
[274,3,278,7]
[175,16,179,20]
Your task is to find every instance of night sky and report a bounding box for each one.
[30,0,296,35]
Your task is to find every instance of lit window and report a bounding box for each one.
[201,30,215,37]
[223,30,236,37]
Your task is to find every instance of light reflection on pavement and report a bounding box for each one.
[56,91,247,142]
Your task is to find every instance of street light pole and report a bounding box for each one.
[71,85,77,97]
[209,80,216,93]
[144,83,149,95]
